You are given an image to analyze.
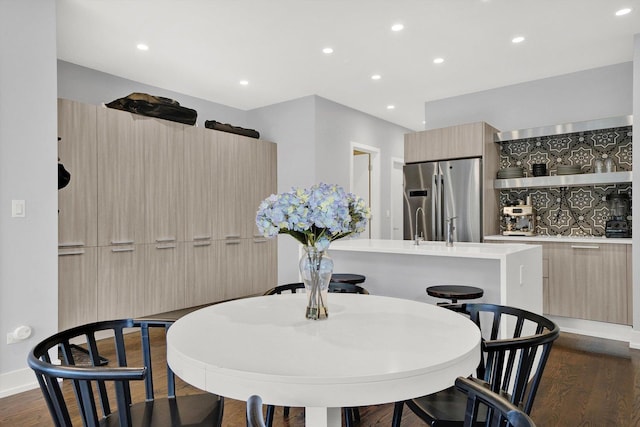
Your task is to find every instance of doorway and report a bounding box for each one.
[390,157,404,240]
[350,143,380,239]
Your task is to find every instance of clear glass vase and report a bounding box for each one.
[299,246,333,320]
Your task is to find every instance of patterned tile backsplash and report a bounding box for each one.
[498,126,632,237]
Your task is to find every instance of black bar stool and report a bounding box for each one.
[426,285,484,304]
[330,273,366,284]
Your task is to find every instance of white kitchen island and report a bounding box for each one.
[329,239,543,314]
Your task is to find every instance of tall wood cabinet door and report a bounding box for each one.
[185,240,224,307]
[141,118,185,244]
[58,99,98,247]
[547,243,580,318]
[58,247,97,330]
[97,108,145,246]
[184,127,220,242]
[248,140,277,237]
[97,245,145,320]
[219,239,252,301]
[249,237,278,295]
[217,133,252,238]
[143,242,185,315]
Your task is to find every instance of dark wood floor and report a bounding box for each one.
[3,328,640,426]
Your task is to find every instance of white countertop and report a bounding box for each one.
[329,238,536,260]
[483,235,632,245]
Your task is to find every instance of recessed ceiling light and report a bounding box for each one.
[136,43,149,51]
[322,47,334,54]
[391,23,404,32]
[511,36,525,44]
[371,74,382,80]
[239,80,249,86]
[433,58,445,64]
[387,105,395,110]
[616,8,632,16]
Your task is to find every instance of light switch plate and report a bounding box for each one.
[11,200,25,217]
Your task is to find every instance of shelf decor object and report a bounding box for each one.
[256,183,370,319]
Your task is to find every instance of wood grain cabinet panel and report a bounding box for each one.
[58,247,97,330]
[141,117,185,244]
[97,107,145,246]
[547,242,629,324]
[217,133,253,238]
[218,239,252,301]
[184,127,220,242]
[97,245,145,321]
[143,242,185,315]
[184,240,224,307]
[57,99,98,247]
[404,122,486,163]
[249,237,278,295]
[248,140,278,237]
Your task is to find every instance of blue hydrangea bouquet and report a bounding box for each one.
[256,183,370,319]
[255,182,370,250]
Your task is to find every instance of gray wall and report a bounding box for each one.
[314,96,407,240]
[424,62,633,132]
[0,0,58,395]
[58,60,248,128]
[247,97,317,284]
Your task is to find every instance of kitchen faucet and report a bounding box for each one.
[446,216,457,247]
[414,207,425,245]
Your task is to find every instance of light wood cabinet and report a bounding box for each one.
[59,99,277,328]
[143,242,185,314]
[141,117,185,244]
[97,107,145,246]
[248,139,278,237]
[547,242,630,325]
[405,122,489,163]
[184,240,224,307]
[218,239,252,301]
[58,247,97,330]
[249,237,278,295]
[184,127,220,242]
[97,245,145,321]
[217,133,253,238]
[57,99,98,247]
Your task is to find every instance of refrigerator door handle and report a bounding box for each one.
[438,174,445,240]
[431,175,438,240]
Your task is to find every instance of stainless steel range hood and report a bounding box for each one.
[494,115,633,142]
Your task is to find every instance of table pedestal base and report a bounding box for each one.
[305,407,341,427]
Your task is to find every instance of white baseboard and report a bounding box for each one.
[0,367,39,398]
[548,315,633,344]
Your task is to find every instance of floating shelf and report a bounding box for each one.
[493,171,632,189]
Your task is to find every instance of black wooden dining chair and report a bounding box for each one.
[263,282,305,295]
[455,377,537,427]
[28,318,224,427]
[246,395,267,427]
[392,303,559,427]
[263,281,368,427]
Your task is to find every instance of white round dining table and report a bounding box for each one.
[166,293,481,427]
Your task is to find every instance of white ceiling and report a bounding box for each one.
[57,0,640,131]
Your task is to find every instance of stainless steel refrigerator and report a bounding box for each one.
[403,158,482,243]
